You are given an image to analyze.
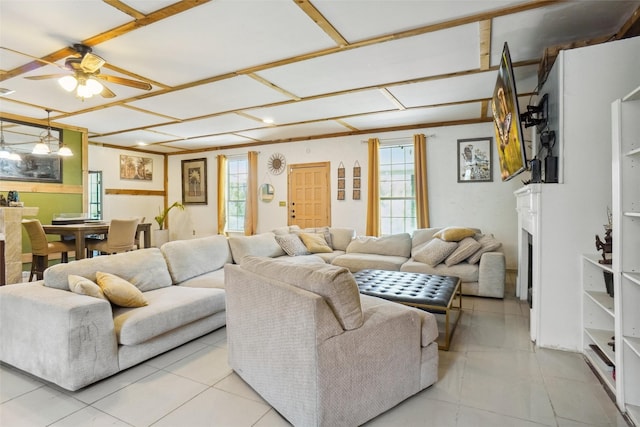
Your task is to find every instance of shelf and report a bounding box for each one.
[585,328,616,362]
[583,254,614,273]
[623,211,640,218]
[584,348,616,393]
[627,404,640,426]
[623,272,640,286]
[585,291,614,315]
[623,85,640,101]
[625,147,640,157]
[625,336,640,359]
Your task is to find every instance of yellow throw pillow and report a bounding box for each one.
[96,272,148,307]
[68,274,108,300]
[299,232,333,253]
[433,227,476,242]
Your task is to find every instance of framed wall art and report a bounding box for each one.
[0,154,62,183]
[457,137,493,183]
[120,155,153,180]
[182,158,208,204]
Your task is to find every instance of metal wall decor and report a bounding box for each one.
[268,152,286,175]
[353,161,361,200]
[337,161,345,200]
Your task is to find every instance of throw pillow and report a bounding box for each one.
[444,237,482,266]
[68,274,108,300]
[296,226,334,249]
[467,234,502,264]
[433,226,477,242]
[96,271,148,307]
[274,234,309,256]
[413,238,458,266]
[299,232,332,253]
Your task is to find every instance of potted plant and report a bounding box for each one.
[153,201,184,246]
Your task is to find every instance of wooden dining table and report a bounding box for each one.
[42,222,152,260]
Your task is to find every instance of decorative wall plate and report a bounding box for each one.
[268,152,286,175]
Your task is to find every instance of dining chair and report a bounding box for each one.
[22,219,76,281]
[135,217,146,249]
[86,218,141,257]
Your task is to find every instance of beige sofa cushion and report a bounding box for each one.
[445,236,481,266]
[332,253,409,272]
[96,272,148,308]
[467,234,502,264]
[346,233,412,257]
[113,286,225,345]
[330,227,356,251]
[241,256,363,330]
[413,239,458,266]
[44,248,173,292]
[274,234,310,256]
[228,232,286,263]
[433,226,477,242]
[161,234,232,284]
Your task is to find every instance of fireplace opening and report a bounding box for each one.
[527,232,533,308]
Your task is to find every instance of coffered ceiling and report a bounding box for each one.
[1,0,638,155]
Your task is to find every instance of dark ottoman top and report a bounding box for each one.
[353,269,459,307]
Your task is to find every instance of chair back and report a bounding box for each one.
[106,218,141,252]
[21,219,49,255]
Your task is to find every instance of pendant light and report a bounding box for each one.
[33,110,73,156]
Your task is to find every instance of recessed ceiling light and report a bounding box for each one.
[263,118,274,124]
[137,141,147,146]
[0,88,15,97]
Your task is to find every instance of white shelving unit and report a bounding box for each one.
[581,254,616,393]
[612,84,640,425]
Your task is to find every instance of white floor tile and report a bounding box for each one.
[253,408,291,427]
[457,404,554,426]
[92,370,207,427]
[364,392,459,426]
[153,387,271,427]
[163,345,232,386]
[0,386,86,427]
[214,372,267,404]
[535,347,600,384]
[50,406,131,427]
[0,364,43,404]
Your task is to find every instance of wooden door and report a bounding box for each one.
[288,162,331,228]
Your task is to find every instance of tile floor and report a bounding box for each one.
[0,274,631,427]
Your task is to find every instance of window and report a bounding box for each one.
[379,144,416,235]
[227,157,248,232]
[88,170,102,220]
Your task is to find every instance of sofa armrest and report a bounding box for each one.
[478,251,506,298]
[0,282,119,391]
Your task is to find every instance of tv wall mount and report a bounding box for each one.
[520,93,548,131]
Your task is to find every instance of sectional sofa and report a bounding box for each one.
[0,225,503,392]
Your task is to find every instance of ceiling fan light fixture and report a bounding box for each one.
[58,75,77,92]
[86,78,103,95]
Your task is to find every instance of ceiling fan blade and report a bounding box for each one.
[25,74,69,80]
[95,74,152,91]
[100,84,116,98]
[80,52,105,73]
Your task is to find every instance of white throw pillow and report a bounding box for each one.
[467,234,502,264]
[275,234,310,256]
[413,238,458,266]
[68,274,108,300]
[445,236,481,266]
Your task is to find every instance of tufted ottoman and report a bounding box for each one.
[353,269,462,350]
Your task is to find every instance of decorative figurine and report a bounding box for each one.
[595,228,612,265]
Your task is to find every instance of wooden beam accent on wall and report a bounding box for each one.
[0,183,83,194]
[105,189,165,196]
[479,19,492,119]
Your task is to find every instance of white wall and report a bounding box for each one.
[166,122,523,268]
[88,145,165,244]
[535,36,640,351]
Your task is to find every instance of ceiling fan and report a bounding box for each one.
[24,43,152,99]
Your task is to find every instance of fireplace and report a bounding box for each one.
[515,185,541,342]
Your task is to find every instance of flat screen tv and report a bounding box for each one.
[491,42,527,181]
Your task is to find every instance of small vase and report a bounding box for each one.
[153,229,170,247]
[603,271,614,298]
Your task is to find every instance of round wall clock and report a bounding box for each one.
[268,152,286,175]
